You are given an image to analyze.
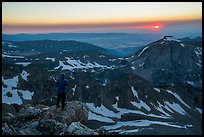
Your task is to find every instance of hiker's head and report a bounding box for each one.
[61,73,65,79]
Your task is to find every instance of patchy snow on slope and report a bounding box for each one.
[103,119,191,133]
[139,63,144,67]
[164,101,187,115]
[180,43,185,47]
[109,59,116,62]
[86,103,117,118]
[72,85,77,96]
[195,108,202,114]
[54,57,113,71]
[21,90,34,100]
[21,70,29,81]
[2,54,24,58]
[8,44,17,48]
[15,62,31,67]
[86,85,89,89]
[186,81,195,86]
[112,102,170,119]
[150,102,171,117]
[194,47,202,57]
[131,66,136,70]
[99,55,105,58]
[161,41,165,44]
[130,86,151,111]
[88,110,115,123]
[138,46,149,57]
[166,90,191,109]
[45,57,55,62]
[83,55,89,59]
[131,86,139,98]
[164,36,180,42]
[2,76,33,105]
[116,96,119,101]
[195,62,202,68]
[131,101,151,111]
[154,88,160,92]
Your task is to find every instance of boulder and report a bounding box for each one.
[38,119,67,135]
[2,113,16,124]
[18,121,41,135]
[2,123,19,135]
[17,104,42,119]
[42,101,89,125]
[64,122,98,135]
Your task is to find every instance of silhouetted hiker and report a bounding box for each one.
[56,73,68,110]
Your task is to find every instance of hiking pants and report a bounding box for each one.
[56,92,66,109]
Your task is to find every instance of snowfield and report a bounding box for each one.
[2,76,33,105]
[54,57,114,71]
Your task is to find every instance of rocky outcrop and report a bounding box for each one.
[42,101,89,125]
[2,101,103,135]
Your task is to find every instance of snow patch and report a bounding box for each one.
[131,101,151,111]
[164,36,180,42]
[131,67,136,70]
[2,76,33,105]
[15,62,31,67]
[86,85,89,89]
[45,57,55,62]
[99,55,105,58]
[166,90,191,109]
[103,119,190,133]
[8,44,17,48]
[139,63,144,67]
[180,43,185,47]
[72,85,77,96]
[54,57,113,71]
[131,86,139,98]
[154,88,160,92]
[88,110,115,123]
[195,108,202,114]
[2,54,24,58]
[164,101,187,115]
[138,46,149,57]
[21,70,29,81]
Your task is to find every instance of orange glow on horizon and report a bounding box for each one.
[2,16,201,27]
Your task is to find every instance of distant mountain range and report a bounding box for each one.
[2,33,165,57]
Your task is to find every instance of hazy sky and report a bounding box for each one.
[2,2,202,37]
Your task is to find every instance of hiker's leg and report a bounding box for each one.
[56,93,61,107]
[61,93,66,109]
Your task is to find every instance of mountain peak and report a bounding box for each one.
[162,36,180,42]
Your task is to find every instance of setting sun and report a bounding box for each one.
[154,25,160,29]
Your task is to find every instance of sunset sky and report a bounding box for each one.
[2,2,202,37]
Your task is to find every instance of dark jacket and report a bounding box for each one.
[56,78,68,94]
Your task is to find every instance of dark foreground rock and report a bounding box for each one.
[2,101,103,135]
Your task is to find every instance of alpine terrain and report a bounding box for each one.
[2,36,202,135]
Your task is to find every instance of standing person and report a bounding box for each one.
[56,73,68,110]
